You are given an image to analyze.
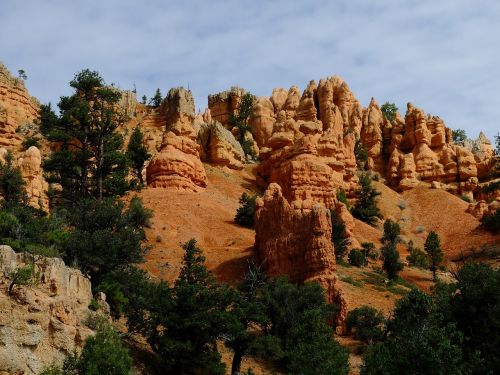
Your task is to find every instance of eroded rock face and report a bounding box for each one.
[0,63,39,149]
[197,120,245,170]
[254,183,347,328]
[0,146,48,209]
[207,87,246,127]
[146,88,207,190]
[0,245,95,374]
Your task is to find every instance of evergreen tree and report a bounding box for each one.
[346,306,385,344]
[77,320,132,375]
[362,289,469,375]
[40,69,130,203]
[0,150,27,206]
[263,277,348,375]
[228,92,256,159]
[225,265,281,375]
[381,220,403,280]
[126,126,151,186]
[141,95,147,104]
[434,262,500,373]
[235,192,256,228]
[331,210,350,260]
[452,129,467,145]
[140,239,232,374]
[380,102,398,122]
[354,138,368,169]
[424,231,443,281]
[352,173,381,225]
[149,88,162,107]
[63,196,152,283]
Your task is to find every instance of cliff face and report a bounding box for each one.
[0,245,95,374]
[0,63,39,150]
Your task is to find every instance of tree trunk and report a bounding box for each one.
[231,349,243,375]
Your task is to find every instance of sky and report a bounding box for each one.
[1,0,499,140]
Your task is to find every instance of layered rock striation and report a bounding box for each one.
[0,245,95,374]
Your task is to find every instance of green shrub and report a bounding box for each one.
[348,249,367,267]
[235,192,257,228]
[406,241,429,269]
[22,136,41,150]
[346,306,385,344]
[336,189,350,209]
[88,298,101,311]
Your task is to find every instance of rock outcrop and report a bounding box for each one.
[0,63,39,149]
[0,146,48,209]
[197,120,245,170]
[146,88,207,190]
[0,245,95,374]
[254,183,347,329]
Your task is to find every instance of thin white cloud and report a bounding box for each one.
[0,0,498,139]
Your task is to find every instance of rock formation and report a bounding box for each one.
[146,88,207,190]
[0,63,39,149]
[0,245,95,374]
[197,119,245,170]
[254,183,347,329]
[0,146,48,209]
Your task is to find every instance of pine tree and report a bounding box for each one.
[424,231,443,281]
[143,239,232,374]
[352,173,381,225]
[225,265,281,375]
[126,126,151,186]
[40,69,130,203]
[381,220,403,280]
[149,88,162,107]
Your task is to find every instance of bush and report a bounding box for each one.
[21,136,41,150]
[406,241,429,269]
[235,192,257,228]
[348,249,367,267]
[346,306,385,344]
[8,263,37,295]
[336,189,350,209]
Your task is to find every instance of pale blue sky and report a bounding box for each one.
[1,0,499,139]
